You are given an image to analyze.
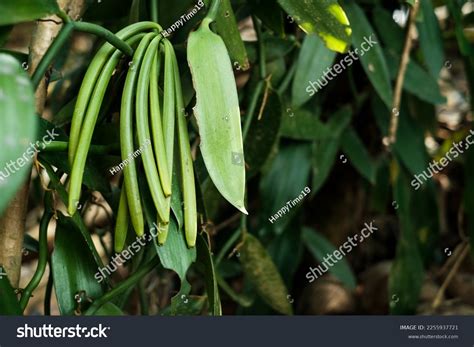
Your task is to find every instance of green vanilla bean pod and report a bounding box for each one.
[68,21,162,165]
[151,49,173,246]
[68,33,145,217]
[114,185,130,253]
[187,17,247,214]
[156,41,177,245]
[136,35,170,223]
[156,39,178,244]
[173,55,197,248]
[150,47,172,197]
[120,33,157,236]
[161,39,176,174]
[158,41,184,245]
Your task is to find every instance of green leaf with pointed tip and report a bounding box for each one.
[281,105,351,141]
[341,127,376,183]
[343,1,393,107]
[196,235,222,315]
[311,107,352,194]
[277,0,352,53]
[188,19,246,214]
[138,169,196,285]
[0,53,37,215]
[260,143,312,235]
[292,34,336,108]
[417,0,445,78]
[302,227,357,289]
[0,0,59,25]
[386,51,446,105]
[311,138,339,194]
[240,233,293,315]
[52,214,104,315]
[154,218,196,283]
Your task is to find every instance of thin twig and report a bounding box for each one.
[437,241,467,277]
[432,242,470,310]
[386,0,421,148]
[257,74,272,120]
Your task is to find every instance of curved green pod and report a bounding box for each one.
[136,35,169,223]
[150,43,172,198]
[161,39,176,174]
[187,18,247,214]
[118,33,157,236]
[68,22,162,165]
[68,33,146,218]
[173,51,197,248]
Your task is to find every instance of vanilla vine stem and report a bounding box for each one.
[386,0,421,148]
[31,11,134,90]
[206,0,222,22]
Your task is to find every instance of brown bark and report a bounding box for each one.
[0,0,85,287]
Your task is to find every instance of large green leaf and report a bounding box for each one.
[311,106,353,193]
[341,126,376,183]
[281,105,351,141]
[196,235,221,315]
[373,7,445,105]
[268,225,304,288]
[154,219,196,283]
[0,267,22,315]
[386,52,445,105]
[417,0,445,78]
[277,0,352,53]
[280,108,328,140]
[292,34,336,108]
[372,6,404,53]
[138,161,196,284]
[240,233,293,315]
[0,53,37,215]
[343,1,393,107]
[140,171,196,312]
[0,0,60,25]
[52,214,104,315]
[260,143,312,234]
[312,137,339,194]
[188,19,246,213]
[40,161,109,284]
[302,227,356,289]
